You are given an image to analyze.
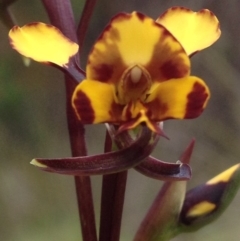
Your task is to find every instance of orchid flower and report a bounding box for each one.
[9,7,220,133]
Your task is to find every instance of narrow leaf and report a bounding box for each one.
[134,181,186,241]
[31,127,158,175]
[135,158,191,181]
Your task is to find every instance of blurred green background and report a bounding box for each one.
[1,0,240,240]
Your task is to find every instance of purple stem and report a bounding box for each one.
[0,7,16,29]
[99,131,128,241]
[65,78,97,241]
[42,0,78,43]
[41,1,97,240]
[77,0,98,47]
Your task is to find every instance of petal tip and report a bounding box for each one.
[30,159,47,168]
[207,164,240,185]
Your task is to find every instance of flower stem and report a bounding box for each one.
[0,7,16,29]
[77,0,98,47]
[42,0,78,43]
[42,1,97,240]
[65,77,97,241]
[74,176,97,241]
[99,131,128,241]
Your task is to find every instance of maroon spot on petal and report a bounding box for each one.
[109,102,124,122]
[93,64,114,82]
[160,58,189,80]
[184,82,208,118]
[125,102,133,120]
[135,12,145,21]
[146,99,169,121]
[73,90,95,123]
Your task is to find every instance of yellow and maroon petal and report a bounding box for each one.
[157,7,221,56]
[87,11,190,83]
[9,22,79,67]
[72,79,124,124]
[146,76,210,121]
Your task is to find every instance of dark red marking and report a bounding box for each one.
[135,12,145,21]
[146,99,168,120]
[160,59,189,80]
[93,64,114,82]
[109,101,124,122]
[184,82,208,118]
[73,90,95,123]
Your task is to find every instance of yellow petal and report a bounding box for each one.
[207,164,240,185]
[87,11,190,83]
[157,7,221,56]
[186,201,216,218]
[72,79,123,124]
[9,22,79,67]
[146,76,210,120]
